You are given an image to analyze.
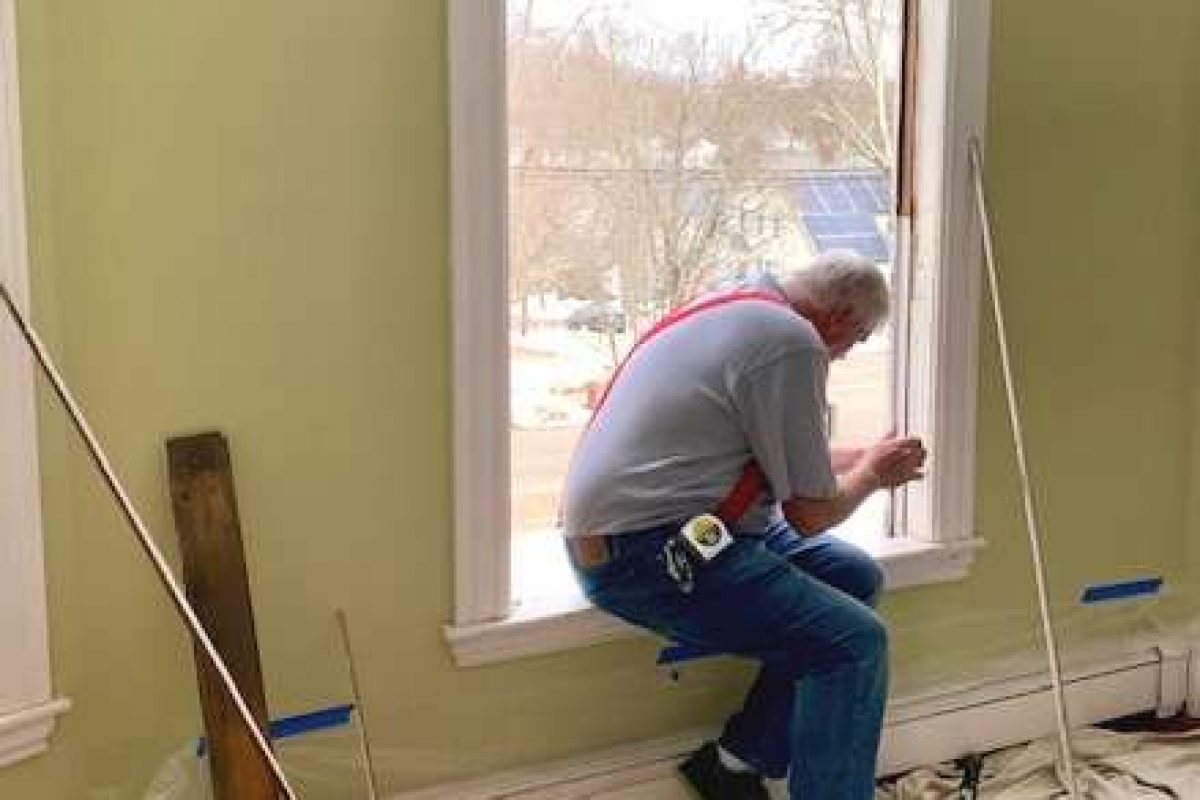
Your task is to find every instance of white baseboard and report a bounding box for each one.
[392,643,1192,799]
[0,698,72,768]
[879,645,1188,776]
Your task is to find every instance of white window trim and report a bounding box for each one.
[0,0,70,767]
[901,0,991,550]
[446,0,990,667]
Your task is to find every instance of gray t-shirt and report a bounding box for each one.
[561,279,837,537]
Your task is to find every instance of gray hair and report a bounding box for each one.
[783,250,890,329]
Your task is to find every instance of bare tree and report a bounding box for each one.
[760,0,900,170]
[507,2,896,343]
[557,14,784,319]
[508,2,609,333]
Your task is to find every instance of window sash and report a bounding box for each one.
[900,0,990,545]
[450,0,512,625]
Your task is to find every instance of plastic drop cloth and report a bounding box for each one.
[875,726,1200,799]
[142,724,372,800]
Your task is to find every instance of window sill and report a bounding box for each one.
[0,699,72,768]
[445,537,984,668]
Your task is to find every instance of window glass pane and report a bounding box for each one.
[507,0,903,590]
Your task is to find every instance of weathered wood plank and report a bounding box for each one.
[168,432,275,800]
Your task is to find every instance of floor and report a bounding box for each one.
[505,763,788,799]
[504,715,1200,799]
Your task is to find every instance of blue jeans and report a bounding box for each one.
[570,518,887,800]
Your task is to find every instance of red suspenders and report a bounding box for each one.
[579,289,789,526]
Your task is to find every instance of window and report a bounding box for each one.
[0,0,70,766]
[447,0,989,666]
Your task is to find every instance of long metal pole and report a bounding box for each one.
[968,138,1079,798]
[0,282,299,800]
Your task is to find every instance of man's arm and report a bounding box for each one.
[783,435,926,535]
[830,446,865,474]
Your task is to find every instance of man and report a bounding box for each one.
[561,251,926,800]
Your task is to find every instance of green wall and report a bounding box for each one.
[3,1,1198,797]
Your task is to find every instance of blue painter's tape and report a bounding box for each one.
[269,703,354,741]
[1081,577,1163,604]
[196,703,354,758]
[657,642,718,666]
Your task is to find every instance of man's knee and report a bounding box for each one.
[823,611,888,673]
[858,611,888,658]
[842,552,886,606]
[788,540,887,605]
[859,558,886,606]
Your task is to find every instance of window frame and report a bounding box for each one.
[0,0,71,767]
[446,0,990,667]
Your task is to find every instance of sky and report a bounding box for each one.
[511,0,901,77]
[512,0,802,74]
[517,0,767,37]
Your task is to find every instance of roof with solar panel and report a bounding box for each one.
[788,170,893,262]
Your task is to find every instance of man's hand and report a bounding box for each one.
[863,434,926,488]
[783,433,927,535]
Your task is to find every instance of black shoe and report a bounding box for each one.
[678,741,769,800]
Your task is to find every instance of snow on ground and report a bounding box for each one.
[510,325,624,429]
